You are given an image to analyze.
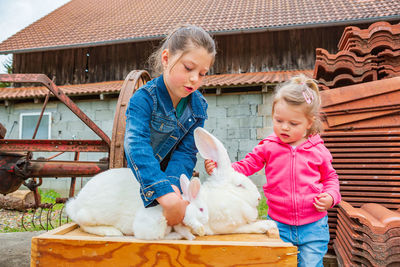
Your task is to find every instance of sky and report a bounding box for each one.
[0,0,71,73]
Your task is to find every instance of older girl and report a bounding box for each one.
[125,25,216,226]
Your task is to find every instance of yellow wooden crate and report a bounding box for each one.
[31,223,297,266]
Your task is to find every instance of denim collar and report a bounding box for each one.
[156,75,207,119]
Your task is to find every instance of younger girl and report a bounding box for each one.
[125,25,216,226]
[205,75,341,267]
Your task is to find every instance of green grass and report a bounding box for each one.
[258,195,268,219]
[38,188,59,204]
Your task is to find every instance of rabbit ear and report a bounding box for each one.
[188,177,201,201]
[180,174,190,198]
[194,127,231,170]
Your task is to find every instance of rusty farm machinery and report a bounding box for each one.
[0,70,151,230]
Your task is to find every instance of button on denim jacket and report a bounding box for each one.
[124,75,208,207]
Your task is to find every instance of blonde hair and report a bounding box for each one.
[272,74,322,135]
[149,25,216,75]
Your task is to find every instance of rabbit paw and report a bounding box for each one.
[193,225,205,236]
[182,232,195,241]
[165,232,184,240]
[233,220,278,234]
[81,225,123,236]
[173,224,196,240]
[255,220,278,233]
[266,225,280,239]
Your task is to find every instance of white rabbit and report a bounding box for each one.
[66,127,278,240]
[193,127,278,236]
[65,169,208,240]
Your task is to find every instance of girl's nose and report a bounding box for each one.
[282,123,289,130]
[190,74,199,83]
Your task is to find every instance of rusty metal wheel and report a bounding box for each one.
[109,70,151,168]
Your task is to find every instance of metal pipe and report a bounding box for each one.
[29,160,109,178]
[0,139,109,152]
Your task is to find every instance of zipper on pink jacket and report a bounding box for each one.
[291,148,299,226]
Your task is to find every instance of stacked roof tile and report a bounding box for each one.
[322,129,400,209]
[0,0,399,54]
[320,77,400,131]
[317,21,400,260]
[314,21,400,90]
[319,76,400,254]
[334,201,400,266]
[321,128,400,252]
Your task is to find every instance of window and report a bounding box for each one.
[19,112,51,139]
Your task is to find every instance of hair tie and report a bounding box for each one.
[302,85,314,104]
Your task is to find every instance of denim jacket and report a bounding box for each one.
[124,75,208,207]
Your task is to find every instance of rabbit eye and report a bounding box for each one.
[237,184,245,188]
[199,208,204,212]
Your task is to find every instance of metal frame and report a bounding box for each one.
[0,71,150,199]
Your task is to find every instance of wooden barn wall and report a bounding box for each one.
[13,25,350,86]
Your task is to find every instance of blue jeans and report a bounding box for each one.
[268,215,329,267]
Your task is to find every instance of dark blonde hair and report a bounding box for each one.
[272,74,322,135]
[149,25,216,75]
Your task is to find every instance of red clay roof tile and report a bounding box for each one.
[0,0,400,54]
[0,69,312,100]
[335,201,400,266]
[202,70,313,87]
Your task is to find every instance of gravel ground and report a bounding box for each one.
[0,206,68,232]
[0,208,23,230]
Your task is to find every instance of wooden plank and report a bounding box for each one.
[331,153,400,158]
[333,163,400,169]
[333,158,400,163]
[31,223,297,267]
[338,175,400,180]
[325,142,400,148]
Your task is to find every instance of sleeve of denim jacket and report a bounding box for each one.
[124,89,174,207]
[164,117,205,185]
[319,145,341,207]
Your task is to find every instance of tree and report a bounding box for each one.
[0,56,12,88]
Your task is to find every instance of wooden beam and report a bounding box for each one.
[31,223,297,266]
[0,123,5,139]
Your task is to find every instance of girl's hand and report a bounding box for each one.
[313,193,333,212]
[204,159,217,175]
[157,185,189,226]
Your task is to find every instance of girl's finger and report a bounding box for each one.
[313,203,325,212]
[314,197,323,206]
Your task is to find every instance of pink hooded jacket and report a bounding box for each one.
[232,134,341,226]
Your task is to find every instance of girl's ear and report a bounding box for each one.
[161,49,169,70]
[307,116,315,129]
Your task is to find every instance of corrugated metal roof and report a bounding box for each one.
[0,70,312,100]
[1,0,400,54]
